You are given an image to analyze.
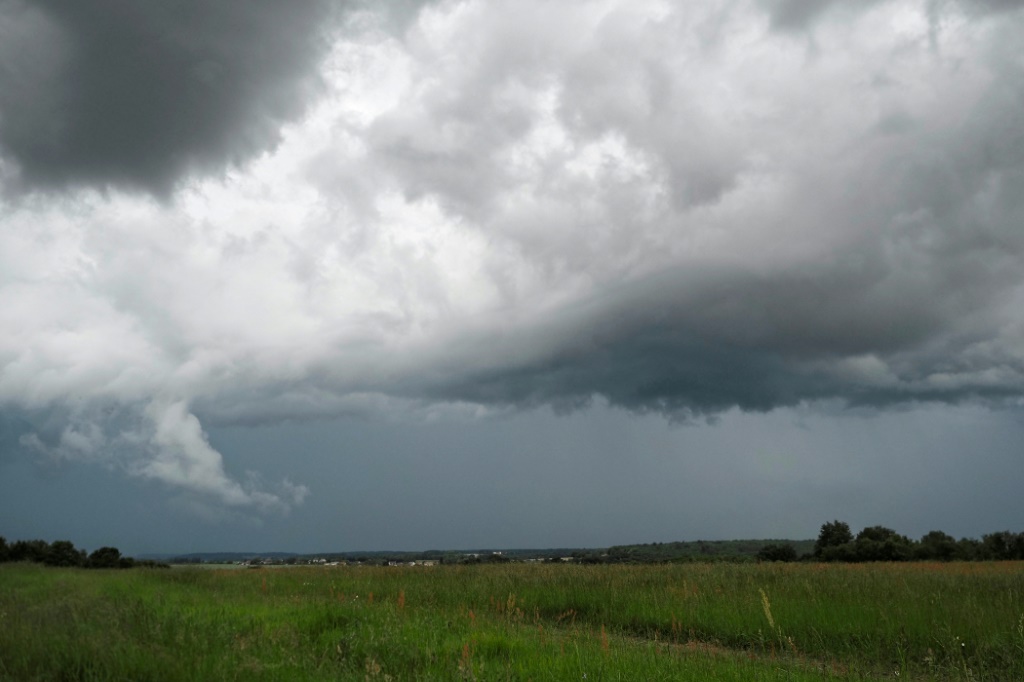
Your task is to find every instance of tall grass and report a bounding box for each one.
[1,561,1021,680]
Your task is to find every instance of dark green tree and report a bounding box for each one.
[814,520,853,558]
[855,526,903,543]
[981,531,1024,560]
[10,539,50,563]
[757,543,797,562]
[818,543,855,562]
[0,536,8,562]
[916,531,957,561]
[955,537,983,561]
[852,526,912,562]
[1011,532,1024,560]
[87,546,124,569]
[44,540,86,567]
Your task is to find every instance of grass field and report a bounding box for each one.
[2,561,1022,680]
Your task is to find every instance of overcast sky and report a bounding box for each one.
[2,0,1023,555]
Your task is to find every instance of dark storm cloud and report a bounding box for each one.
[0,0,340,196]
[425,260,1018,418]
[429,156,1024,416]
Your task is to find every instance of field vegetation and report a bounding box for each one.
[2,560,1022,680]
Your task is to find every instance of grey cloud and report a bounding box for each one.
[763,0,847,31]
[760,0,900,31]
[423,135,1024,416]
[763,0,1023,32]
[420,261,1016,418]
[354,0,432,34]
[0,0,341,197]
[958,0,1024,14]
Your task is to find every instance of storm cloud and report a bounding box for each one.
[2,0,1023,515]
[0,0,339,196]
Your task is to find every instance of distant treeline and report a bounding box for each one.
[0,536,168,569]
[575,539,818,564]
[806,521,1024,563]
[569,523,1024,564]
[170,526,1024,566]
[8,523,1021,569]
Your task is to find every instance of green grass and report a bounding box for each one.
[1,561,1022,680]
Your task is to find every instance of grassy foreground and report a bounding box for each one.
[1,561,1022,680]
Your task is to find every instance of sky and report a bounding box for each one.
[1,0,1023,555]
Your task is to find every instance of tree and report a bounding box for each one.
[0,536,8,562]
[955,537,983,561]
[981,531,1024,560]
[916,531,957,561]
[87,546,124,569]
[850,526,913,562]
[818,543,855,562]
[1011,532,1024,560]
[757,543,797,562]
[855,526,904,543]
[44,540,86,567]
[814,520,853,558]
[10,539,51,563]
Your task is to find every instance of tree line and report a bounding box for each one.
[0,536,168,569]
[5,524,1021,568]
[756,521,1024,563]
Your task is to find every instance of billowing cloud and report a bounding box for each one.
[2,0,1023,512]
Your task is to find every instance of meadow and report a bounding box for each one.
[1,561,1022,680]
